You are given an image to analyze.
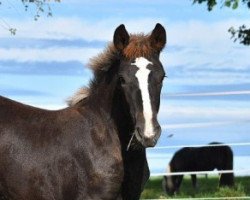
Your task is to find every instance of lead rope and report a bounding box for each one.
[126,131,136,151]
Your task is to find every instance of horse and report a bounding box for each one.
[162,142,234,196]
[0,23,166,200]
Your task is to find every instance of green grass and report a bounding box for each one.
[141,176,250,199]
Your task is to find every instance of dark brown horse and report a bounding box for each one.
[163,142,234,196]
[0,23,166,200]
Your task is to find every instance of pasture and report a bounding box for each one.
[141,176,250,199]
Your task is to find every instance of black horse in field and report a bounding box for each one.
[0,24,167,200]
[162,142,234,196]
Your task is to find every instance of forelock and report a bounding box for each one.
[123,34,155,59]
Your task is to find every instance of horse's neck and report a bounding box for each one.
[85,62,120,114]
[87,82,117,115]
[84,78,134,149]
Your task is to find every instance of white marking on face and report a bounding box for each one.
[132,57,154,138]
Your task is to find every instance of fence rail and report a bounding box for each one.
[143,197,250,200]
[150,142,250,150]
[151,169,250,177]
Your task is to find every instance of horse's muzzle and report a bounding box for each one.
[135,124,161,147]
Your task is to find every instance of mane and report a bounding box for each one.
[67,87,89,106]
[67,33,155,106]
[88,43,118,72]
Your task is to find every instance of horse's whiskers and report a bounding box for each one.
[126,131,136,151]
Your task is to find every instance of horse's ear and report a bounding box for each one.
[150,23,166,53]
[113,24,130,51]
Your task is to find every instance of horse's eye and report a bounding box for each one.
[119,77,126,85]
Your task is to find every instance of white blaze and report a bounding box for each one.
[132,57,154,138]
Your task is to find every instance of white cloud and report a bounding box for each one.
[0,17,162,40]
[0,47,100,63]
[1,17,249,55]
[0,18,110,40]
[3,17,247,44]
[161,20,250,81]
[163,45,250,71]
[159,102,250,121]
[165,72,250,85]
[167,90,250,97]
[1,17,250,86]
[161,120,250,130]
[167,19,250,47]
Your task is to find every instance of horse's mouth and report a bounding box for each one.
[127,127,158,150]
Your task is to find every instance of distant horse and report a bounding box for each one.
[0,24,166,200]
[162,142,234,196]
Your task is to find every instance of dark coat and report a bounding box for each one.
[163,142,234,195]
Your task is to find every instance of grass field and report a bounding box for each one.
[141,176,250,199]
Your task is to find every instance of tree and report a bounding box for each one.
[21,0,60,20]
[0,0,60,35]
[193,0,250,45]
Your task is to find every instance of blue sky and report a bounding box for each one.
[0,0,250,175]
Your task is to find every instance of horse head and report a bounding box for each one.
[162,164,177,196]
[113,24,166,147]
[68,24,166,148]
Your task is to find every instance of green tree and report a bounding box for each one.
[193,0,250,45]
[21,0,60,20]
[0,0,60,35]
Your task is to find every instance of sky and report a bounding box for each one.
[0,0,250,176]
